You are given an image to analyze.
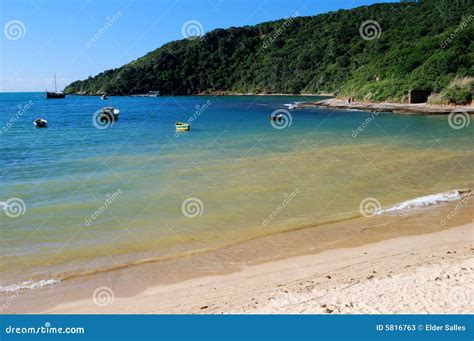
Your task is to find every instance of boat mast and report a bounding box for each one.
[54,74,57,92]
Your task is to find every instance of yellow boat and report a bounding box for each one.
[175,121,190,131]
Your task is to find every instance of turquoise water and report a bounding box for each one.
[1,93,473,287]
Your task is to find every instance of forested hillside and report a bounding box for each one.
[65,0,473,103]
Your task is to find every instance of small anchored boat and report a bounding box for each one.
[147,90,160,97]
[131,90,160,97]
[175,121,190,131]
[33,118,48,128]
[100,93,108,100]
[101,107,120,121]
[46,75,65,99]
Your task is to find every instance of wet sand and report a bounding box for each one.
[2,192,472,314]
[304,98,474,114]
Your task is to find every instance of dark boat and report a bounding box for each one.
[46,75,65,99]
[33,118,48,128]
[269,114,284,121]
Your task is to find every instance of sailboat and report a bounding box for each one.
[46,75,65,99]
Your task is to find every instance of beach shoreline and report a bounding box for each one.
[40,222,474,314]
[302,97,474,114]
[2,190,472,314]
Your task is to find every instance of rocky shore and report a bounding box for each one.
[303,98,474,115]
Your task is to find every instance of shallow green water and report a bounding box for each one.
[0,93,472,289]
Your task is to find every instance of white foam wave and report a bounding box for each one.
[0,279,59,293]
[283,102,301,109]
[378,190,469,215]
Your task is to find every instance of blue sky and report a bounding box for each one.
[0,0,393,92]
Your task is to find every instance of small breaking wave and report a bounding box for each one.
[378,189,471,215]
[0,279,59,293]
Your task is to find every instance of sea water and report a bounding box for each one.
[0,93,473,289]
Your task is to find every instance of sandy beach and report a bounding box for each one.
[37,222,473,314]
[1,187,472,314]
[304,98,474,114]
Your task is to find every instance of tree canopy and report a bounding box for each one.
[65,0,473,103]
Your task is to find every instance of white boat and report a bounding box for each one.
[101,107,120,121]
[147,91,160,97]
[33,118,48,128]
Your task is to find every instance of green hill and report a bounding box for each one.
[65,0,473,104]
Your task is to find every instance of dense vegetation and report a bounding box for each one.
[65,0,473,104]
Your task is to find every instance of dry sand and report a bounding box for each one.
[41,222,473,314]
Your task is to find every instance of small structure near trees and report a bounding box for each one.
[409,89,431,103]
